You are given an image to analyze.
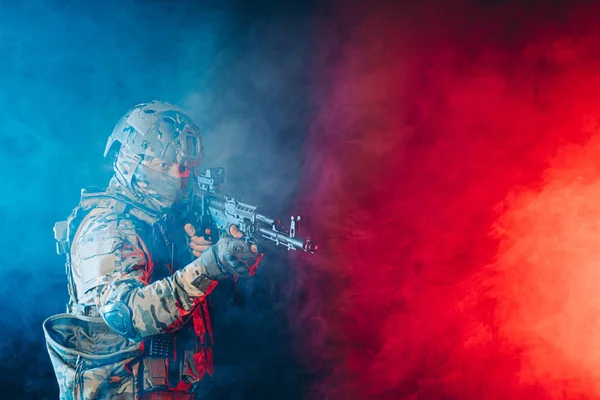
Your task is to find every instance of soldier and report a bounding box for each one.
[44,101,262,399]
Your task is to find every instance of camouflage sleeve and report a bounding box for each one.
[72,209,217,342]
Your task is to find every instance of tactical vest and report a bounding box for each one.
[44,187,214,399]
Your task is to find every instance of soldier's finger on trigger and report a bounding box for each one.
[190,242,211,252]
[191,236,212,245]
[184,223,196,237]
[229,225,243,239]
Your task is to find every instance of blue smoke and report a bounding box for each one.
[0,1,316,398]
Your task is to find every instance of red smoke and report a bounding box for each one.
[293,2,600,399]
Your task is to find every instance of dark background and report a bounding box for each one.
[6,1,600,399]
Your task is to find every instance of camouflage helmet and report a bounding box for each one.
[104,100,203,166]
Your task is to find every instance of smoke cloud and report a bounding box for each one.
[291,1,600,399]
[7,1,600,399]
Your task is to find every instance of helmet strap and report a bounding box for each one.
[114,149,145,202]
[124,153,142,186]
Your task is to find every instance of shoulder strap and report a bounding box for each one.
[79,187,160,226]
[54,203,87,312]
[54,187,161,313]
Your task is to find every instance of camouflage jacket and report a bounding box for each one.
[44,184,218,400]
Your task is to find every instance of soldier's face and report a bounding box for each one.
[147,158,192,180]
[132,156,195,211]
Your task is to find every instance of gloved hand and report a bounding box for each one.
[201,237,262,280]
[184,223,262,281]
[180,233,262,293]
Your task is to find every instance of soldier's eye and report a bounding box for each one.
[159,162,170,170]
[179,165,192,178]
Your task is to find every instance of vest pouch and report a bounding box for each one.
[43,313,144,400]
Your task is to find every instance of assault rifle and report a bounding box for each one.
[188,168,318,254]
